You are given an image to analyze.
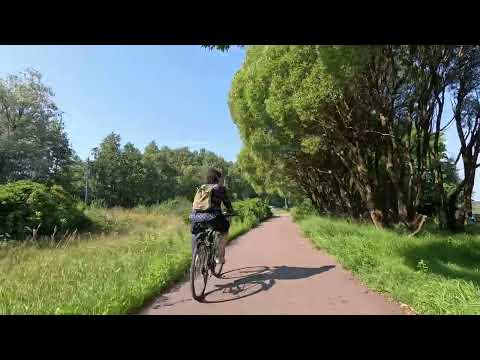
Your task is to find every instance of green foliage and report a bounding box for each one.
[141,141,177,205]
[136,197,192,224]
[229,45,362,206]
[0,180,90,239]
[290,199,318,221]
[119,142,145,207]
[90,133,123,206]
[233,198,272,228]
[0,68,260,215]
[229,45,465,229]
[88,134,256,208]
[56,155,87,200]
[0,69,73,185]
[0,199,270,314]
[225,162,257,201]
[0,208,191,314]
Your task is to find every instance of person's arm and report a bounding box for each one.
[219,186,234,213]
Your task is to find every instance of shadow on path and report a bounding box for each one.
[201,265,335,304]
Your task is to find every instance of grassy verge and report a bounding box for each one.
[296,215,480,315]
[0,209,190,315]
[0,199,271,314]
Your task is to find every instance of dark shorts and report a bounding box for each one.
[190,213,230,252]
[191,213,230,234]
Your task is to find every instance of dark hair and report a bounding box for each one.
[206,168,222,184]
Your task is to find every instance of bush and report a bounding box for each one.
[290,199,318,221]
[233,198,273,227]
[0,181,90,240]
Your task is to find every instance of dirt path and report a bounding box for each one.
[140,215,404,315]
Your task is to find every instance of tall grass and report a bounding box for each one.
[0,209,190,314]
[0,198,272,314]
[297,216,480,315]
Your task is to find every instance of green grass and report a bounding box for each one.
[0,203,270,315]
[0,209,191,315]
[297,216,480,315]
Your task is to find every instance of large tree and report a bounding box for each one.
[142,141,177,205]
[119,142,145,207]
[90,133,123,206]
[229,45,459,232]
[0,68,72,184]
[447,46,480,228]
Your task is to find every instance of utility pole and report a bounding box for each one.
[84,157,90,204]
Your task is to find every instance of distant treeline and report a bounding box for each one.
[0,68,261,208]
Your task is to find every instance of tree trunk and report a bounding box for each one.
[463,169,475,223]
[446,180,465,232]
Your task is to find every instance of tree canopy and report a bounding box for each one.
[0,68,72,185]
[229,45,477,232]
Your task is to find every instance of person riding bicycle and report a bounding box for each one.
[190,168,235,265]
[467,211,477,225]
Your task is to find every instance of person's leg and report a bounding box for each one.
[212,215,230,264]
[191,233,197,253]
[216,232,228,264]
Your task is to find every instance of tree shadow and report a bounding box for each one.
[201,265,335,303]
[402,239,480,285]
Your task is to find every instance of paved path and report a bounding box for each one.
[140,215,404,315]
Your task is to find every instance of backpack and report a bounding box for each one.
[192,184,217,211]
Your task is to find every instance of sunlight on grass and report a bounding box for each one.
[0,200,271,315]
[298,216,480,315]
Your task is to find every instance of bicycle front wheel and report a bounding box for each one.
[210,232,224,278]
[211,262,224,278]
[190,243,208,301]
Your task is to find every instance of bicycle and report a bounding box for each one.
[190,213,234,301]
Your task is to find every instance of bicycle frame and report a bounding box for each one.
[195,227,219,271]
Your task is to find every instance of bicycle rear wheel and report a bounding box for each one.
[190,243,208,301]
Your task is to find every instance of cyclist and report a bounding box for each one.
[467,211,477,225]
[190,168,235,265]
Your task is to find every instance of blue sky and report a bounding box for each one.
[0,45,477,199]
[0,45,246,161]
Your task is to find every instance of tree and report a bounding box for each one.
[142,141,177,204]
[55,154,87,200]
[90,133,123,206]
[226,161,257,200]
[0,68,72,185]
[119,142,145,207]
[448,46,480,228]
[229,45,457,232]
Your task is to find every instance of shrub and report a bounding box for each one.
[0,181,90,240]
[233,198,273,227]
[290,199,318,221]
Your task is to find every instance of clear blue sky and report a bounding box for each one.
[0,45,478,199]
[0,45,246,161]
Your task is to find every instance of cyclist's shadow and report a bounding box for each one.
[201,265,335,303]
